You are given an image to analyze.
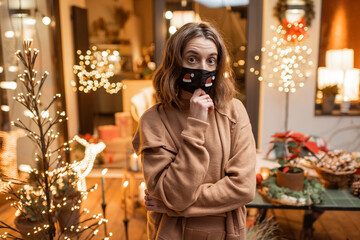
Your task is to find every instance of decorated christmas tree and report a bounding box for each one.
[0,40,110,239]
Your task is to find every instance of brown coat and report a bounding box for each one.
[132,98,256,240]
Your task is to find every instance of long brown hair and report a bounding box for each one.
[153,22,235,109]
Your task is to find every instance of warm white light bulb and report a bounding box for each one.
[101,51,108,57]
[0,81,17,90]
[8,66,18,72]
[24,110,35,118]
[5,31,14,38]
[42,16,51,25]
[165,11,173,19]
[169,26,177,34]
[1,105,10,112]
[41,110,49,118]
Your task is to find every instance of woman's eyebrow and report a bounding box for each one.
[184,50,218,56]
[183,50,200,55]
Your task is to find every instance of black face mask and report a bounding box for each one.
[177,67,217,94]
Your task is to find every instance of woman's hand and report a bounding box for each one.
[189,88,214,121]
[144,189,167,213]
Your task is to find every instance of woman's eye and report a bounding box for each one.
[188,57,197,63]
[208,58,216,64]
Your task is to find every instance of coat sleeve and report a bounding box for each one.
[167,101,256,217]
[132,107,212,211]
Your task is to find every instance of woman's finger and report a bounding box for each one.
[192,94,211,103]
[192,88,205,97]
[145,199,154,207]
[145,203,166,213]
[145,205,157,211]
[145,205,153,211]
[145,198,156,205]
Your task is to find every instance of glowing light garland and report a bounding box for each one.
[0,40,111,239]
[259,25,313,93]
[72,47,124,94]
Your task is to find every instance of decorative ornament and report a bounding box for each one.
[72,46,123,94]
[0,39,111,239]
[281,17,309,43]
[259,174,325,206]
[260,25,313,93]
[351,174,360,198]
[273,0,315,43]
[256,1,315,131]
[274,0,315,27]
[73,135,106,192]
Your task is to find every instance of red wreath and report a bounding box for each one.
[281,17,309,43]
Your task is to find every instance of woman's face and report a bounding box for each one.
[182,37,218,71]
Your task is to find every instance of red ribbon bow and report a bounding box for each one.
[281,17,309,43]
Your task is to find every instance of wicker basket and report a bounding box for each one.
[312,163,357,188]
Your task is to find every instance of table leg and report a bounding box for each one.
[258,208,268,222]
[300,209,324,240]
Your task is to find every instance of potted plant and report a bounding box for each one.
[11,185,50,239]
[267,131,320,191]
[53,168,81,236]
[319,84,339,114]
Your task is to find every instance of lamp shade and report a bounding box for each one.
[317,67,344,89]
[343,69,360,100]
[341,49,354,69]
[326,49,354,69]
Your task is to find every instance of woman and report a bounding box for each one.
[132,22,256,240]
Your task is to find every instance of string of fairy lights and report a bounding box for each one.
[258,24,313,93]
[72,46,125,94]
[0,40,111,239]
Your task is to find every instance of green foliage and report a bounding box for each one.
[319,84,339,97]
[267,131,320,171]
[17,186,48,222]
[277,159,286,167]
[292,167,303,173]
[261,175,325,204]
[53,169,78,199]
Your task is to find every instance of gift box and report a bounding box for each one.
[115,112,133,138]
[102,137,133,165]
[98,125,119,142]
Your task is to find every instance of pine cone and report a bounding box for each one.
[351,180,360,197]
[353,174,360,182]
